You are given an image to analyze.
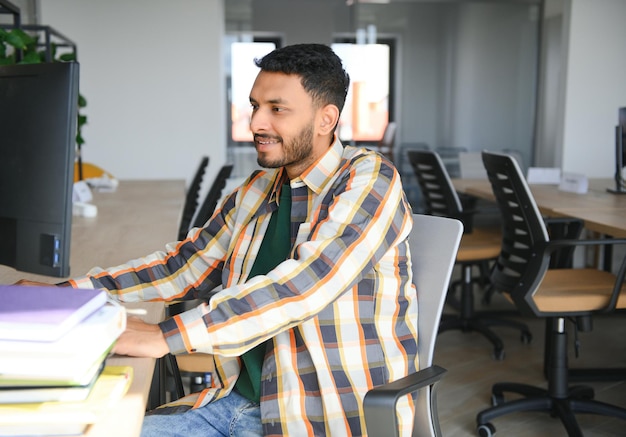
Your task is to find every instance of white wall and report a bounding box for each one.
[39,0,226,186]
[252,0,340,46]
[449,3,538,170]
[351,2,539,172]
[399,4,444,153]
[560,0,626,177]
[33,0,626,183]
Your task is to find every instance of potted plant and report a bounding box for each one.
[0,25,88,178]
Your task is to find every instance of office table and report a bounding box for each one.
[452,178,626,238]
[0,179,185,437]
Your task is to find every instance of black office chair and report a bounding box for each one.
[161,164,235,401]
[191,164,234,229]
[408,150,532,359]
[476,151,626,437]
[147,156,210,406]
[177,156,209,240]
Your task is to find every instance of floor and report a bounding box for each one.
[434,291,626,437]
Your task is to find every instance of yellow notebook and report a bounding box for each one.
[0,365,133,436]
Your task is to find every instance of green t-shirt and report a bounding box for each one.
[234,184,292,402]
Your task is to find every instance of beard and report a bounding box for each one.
[256,123,315,170]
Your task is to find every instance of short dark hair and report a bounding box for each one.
[254,44,350,114]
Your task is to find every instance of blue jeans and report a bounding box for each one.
[140,390,262,437]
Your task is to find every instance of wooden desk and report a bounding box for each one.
[453,178,626,237]
[86,301,164,437]
[549,207,626,239]
[0,179,185,437]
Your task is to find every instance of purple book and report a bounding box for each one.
[0,285,107,342]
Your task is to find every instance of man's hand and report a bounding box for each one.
[113,316,170,358]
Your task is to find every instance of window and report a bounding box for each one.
[226,36,280,146]
[225,35,394,147]
[332,38,395,144]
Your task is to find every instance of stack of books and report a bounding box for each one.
[0,285,132,436]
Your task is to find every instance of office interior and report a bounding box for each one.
[2,0,626,435]
[3,0,623,190]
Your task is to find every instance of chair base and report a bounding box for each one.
[570,367,626,382]
[476,318,626,436]
[490,381,594,404]
[477,390,626,437]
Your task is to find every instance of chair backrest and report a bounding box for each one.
[502,148,526,175]
[481,151,550,316]
[178,156,209,240]
[410,214,463,436]
[407,150,476,232]
[191,164,234,229]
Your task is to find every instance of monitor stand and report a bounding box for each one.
[607,169,626,194]
[606,187,626,194]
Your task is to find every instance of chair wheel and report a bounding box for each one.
[491,393,504,406]
[520,331,533,344]
[493,348,505,360]
[477,423,496,437]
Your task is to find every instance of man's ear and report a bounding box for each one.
[318,104,340,135]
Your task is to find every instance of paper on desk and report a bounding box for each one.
[526,167,561,185]
[559,172,588,194]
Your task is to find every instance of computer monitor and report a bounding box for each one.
[0,62,79,277]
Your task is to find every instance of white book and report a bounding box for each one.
[0,303,126,384]
[0,363,103,404]
[0,285,107,342]
[0,365,133,436]
[0,356,107,389]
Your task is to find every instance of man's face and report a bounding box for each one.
[249,71,330,179]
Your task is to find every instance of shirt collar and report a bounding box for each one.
[266,168,287,205]
[291,137,344,195]
[259,136,344,204]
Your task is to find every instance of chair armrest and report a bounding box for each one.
[363,365,447,437]
[545,238,626,250]
[543,216,584,227]
[543,237,626,266]
[543,217,585,241]
[544,239,626,313]
[543,218,585,267]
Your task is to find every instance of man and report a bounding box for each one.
[25,44,417,436]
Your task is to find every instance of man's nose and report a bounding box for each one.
[249,109,270,132]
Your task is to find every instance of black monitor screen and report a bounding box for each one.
[0,62,79,277]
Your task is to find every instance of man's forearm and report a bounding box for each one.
[112,316,170,358]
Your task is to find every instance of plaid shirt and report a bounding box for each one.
[70,139,417,436]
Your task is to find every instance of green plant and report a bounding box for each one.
[0,26,87,150]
